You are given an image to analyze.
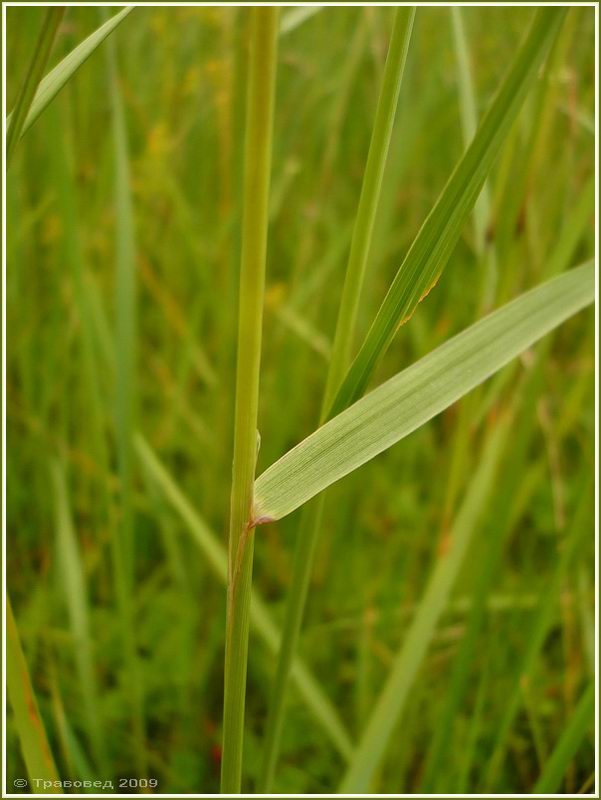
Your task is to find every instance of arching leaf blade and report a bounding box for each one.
[254,262,594,523]
[6,7,134,139]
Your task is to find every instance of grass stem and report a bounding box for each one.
[220,8,279,793]
[258,10,415,791]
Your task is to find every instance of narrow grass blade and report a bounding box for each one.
[7,595,60,792]
[327,8,566,419]
[6,7,64,164]
[258,10,415,791]
[46,97,111,507]
[254,262,593,524]
[322,6,415,408]
[221,10,279,792]
[547,174,595,277]
[6,7,133,141]
[532,683,594,793]
[450,6,497,308]
[105,16,146,773]
[280,7,321,37]
[107,17,136,564]
[419,389,549,792]
[485,481,593,789]
[48,659,96,782]
[133,434,352,759]
[339,417,508,792]
[51,461,107,773]
[275,304,331,360]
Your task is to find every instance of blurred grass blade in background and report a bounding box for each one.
[419,172,596,794]
[6,7,133,144]
[449,6,497,310]
[340,415,508,792]
[105,12,146,774]
[51,461,107,774]
[135,435,353,760]
[533,683,594,793]
[7,596,60,793]
[327,7,566,418]
[279,7,322,38]
[6,7,64,164]
[221,8,279,793]
[258,9,415,791]
[484,481,594,789]
[254,262,594,523]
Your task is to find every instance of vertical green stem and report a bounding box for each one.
[258,9,415,792]
[221,8,279,793]
[6,7,64,165]
[104,13,146,774]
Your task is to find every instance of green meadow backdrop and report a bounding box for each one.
[6,5,595,794]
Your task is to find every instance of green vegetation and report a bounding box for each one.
[6,6,595,795]
[221,7,280,793]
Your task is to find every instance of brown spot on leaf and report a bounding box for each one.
[395,273,442,333]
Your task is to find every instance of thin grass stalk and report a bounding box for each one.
[220,8,279,793]
[135,434,353,759]
[258,10,415,791]
[449,6,497,310]
[6,7,64,164]
[104,15,146,774]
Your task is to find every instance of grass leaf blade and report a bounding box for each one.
[6,7,64,163]
[7,596,60,792]
[51,461,107,773]
[254,262,593,523]
[533,683,594,793]
[327,8,566,419]
[105,14,146,773]
[322,6,415,407]
[7,7,133,141]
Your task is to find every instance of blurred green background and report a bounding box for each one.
[6,5,595,794]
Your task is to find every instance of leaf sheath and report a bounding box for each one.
[221,8,279,793]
